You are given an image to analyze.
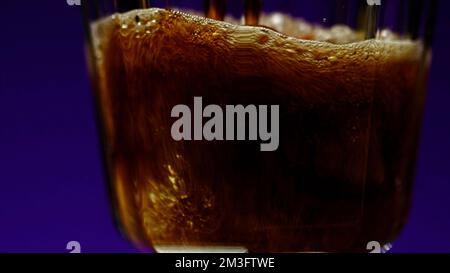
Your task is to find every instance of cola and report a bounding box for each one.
[90,8,427,252]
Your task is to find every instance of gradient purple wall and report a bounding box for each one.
[0,1,449,252]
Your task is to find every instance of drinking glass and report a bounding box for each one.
[82,0,436,252]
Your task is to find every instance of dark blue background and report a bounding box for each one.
[0,1,449,253]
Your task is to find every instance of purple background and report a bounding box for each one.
[0,1,449,253]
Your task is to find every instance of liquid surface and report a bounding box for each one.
[91,8,426,252]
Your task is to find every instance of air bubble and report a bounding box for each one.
[327,56,338,62]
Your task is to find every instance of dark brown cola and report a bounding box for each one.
[91,8,427,252]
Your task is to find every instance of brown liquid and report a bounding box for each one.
[205,0,226,21]
[91,8,427,252]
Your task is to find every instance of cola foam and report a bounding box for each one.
[90,8,426,252]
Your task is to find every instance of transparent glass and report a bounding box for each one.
[82,0,435,252]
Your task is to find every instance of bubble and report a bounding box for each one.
[327,56,338,62]
[258,34,269,44]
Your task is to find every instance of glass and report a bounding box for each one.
[82,0,436,252]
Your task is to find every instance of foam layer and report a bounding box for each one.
[92,8,421,71]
